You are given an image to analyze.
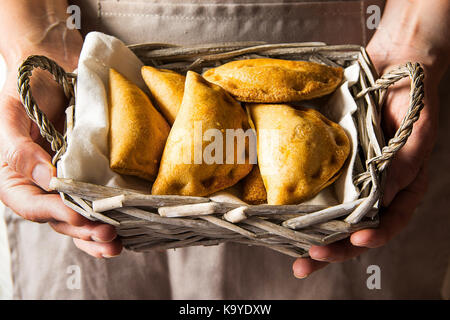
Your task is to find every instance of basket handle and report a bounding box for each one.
[17,55,75,163]
[356,62,425,177]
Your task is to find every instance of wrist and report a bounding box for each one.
[367,0,450,81]
[367,37,447,83]
[5,29,83,74]
[0,1,83,73]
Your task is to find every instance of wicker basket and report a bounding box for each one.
[17,42,424,258]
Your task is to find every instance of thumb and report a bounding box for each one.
[0,96,56,191]
[381,92,438,207]
[2,138,56,191]
[382,146,423,206]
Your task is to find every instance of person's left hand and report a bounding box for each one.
[0,36,123,259]
[292,48,442,279]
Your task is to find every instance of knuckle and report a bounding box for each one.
[94,224,116,241]
[48,221,62,233]
[21,210,46,224]
[73,239,102,259]
[3,142,31,174]
[18,200,49,223]
[22,200,53,224]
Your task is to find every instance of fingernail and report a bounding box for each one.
[294,273,308,279]
[313,257,332,262]
[309,254,333,262]
[309,250,328,261]
[102,254,119,259]
[91,236,113,243]
[352,240,369,247]
[32,163,54,190]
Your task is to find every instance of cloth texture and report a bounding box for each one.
[5,0,450,299]
[72,0,381,46]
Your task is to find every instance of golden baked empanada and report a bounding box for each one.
[248,104,350,205]
[203,58,343,103]
[152,71,253,197]
[141,66,185,124]
[109,68,170,181]
[242,166,267,204]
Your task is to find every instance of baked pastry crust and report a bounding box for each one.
[203,58,343,103]
[152,71,253,196]
[242,166,267,205]
[141,66,185,125]
[109,69,170,181]
[247,104,350,205]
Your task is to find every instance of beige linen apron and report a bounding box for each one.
[5,0,450,299]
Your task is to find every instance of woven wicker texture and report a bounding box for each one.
[17,42,424,257]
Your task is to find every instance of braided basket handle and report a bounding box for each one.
[358,62,425,174]
[17,55,75,164]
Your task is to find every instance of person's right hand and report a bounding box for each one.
[0,39,123,259]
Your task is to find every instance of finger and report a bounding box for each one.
[73,238,123,259]
[308,239,368,263]
[351,166,427,248]
[296,166,426,264]
[0,97,56,190]
[382,125,431,206]
[292,258,329,279]
[381,74,438,206]
[0,164,86,225]
[49,220,117,243]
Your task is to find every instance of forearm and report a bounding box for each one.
[368,0,450,79]
[0,0,83,70]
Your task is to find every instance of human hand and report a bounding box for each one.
[292,58,438,278]
[292,0,450,276]
[0,33,123,259]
